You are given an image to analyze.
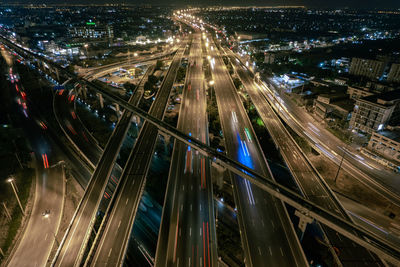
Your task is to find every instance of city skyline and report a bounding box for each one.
[0,0,399,8]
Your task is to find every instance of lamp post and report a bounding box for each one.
[7,177,24,215]
[334,137,353,184]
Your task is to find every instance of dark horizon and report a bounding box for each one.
[0,0,399,9]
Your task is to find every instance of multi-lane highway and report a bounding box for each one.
[267,74,400,205]
[2,55,65,267]
[52,65,151,267]
[86,41,187,266]
[155,33,217,267]
[226,49,384,266]
[54,89,101,170]
[207,35,307,266]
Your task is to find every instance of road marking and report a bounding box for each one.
[131,179,135,185]
[45,233,48,241]
[271,220,275,228]
[190,227,192,236]
[269,246,272,256]
[118,220,121,229]
[108,248,112,257]
[200,227,202,236]
[182,185,185,191]
[189,257,191,267]
[280,247,284,256]
[126,198,129,205]
[258,247,262,255]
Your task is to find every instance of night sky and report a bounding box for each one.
[1,0,399,8]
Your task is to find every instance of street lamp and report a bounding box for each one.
[209,80,214,86]
[7,177,24,215]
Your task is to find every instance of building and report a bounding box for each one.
[69,22,113,43]
[387,63,400,83]
[314,94,354,120]
[350,90,400,134]
[349,57,386,80]
[264,52,276,64]
[368,129,400,164]
[347,86,375,100]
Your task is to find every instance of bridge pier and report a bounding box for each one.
[97,93,104,109]
[294,210,313,241]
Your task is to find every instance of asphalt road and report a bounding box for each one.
[3,61,65,267]
[54,90,101,169]
[208,37,307,267]
[51,65,150,267]
[227,49,383,266]
[155,33,217,267]
[87,41,187,266]
[266,77,400,206]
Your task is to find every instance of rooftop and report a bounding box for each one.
[360,89,400,106]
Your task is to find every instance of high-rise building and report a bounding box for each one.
[349,57,386,80]
[350,90,400,134]
[387,63,400,83]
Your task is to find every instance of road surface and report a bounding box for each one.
[155,33,217,267]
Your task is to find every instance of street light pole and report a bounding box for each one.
[334,150,345,184]
[7,178,24,215]
[334,137,353,184]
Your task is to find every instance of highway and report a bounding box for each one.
[3,33,399,264]
[155,33,217,267]
[207,35,307,266]
[1,55,65,267]
[86,41,187,266]
[51,64,150,267]
[226,49,384,266]
[54,89,101,170]
[266,75,400,205]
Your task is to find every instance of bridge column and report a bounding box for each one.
[97,93,104,109]
[211,162,225,189]
[295,210,313,241]
[41,60,46,72]
[114,103,120,113]
[55,68,60,81]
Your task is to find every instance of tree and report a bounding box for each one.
[233,77,242,90]
[144,81,153,92]
[156,60,163,70]
[148,74,158,85]
[123,82,136,92]
[176,66,186,83]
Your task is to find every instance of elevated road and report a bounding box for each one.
[2,35,399,264]
[208,35,307,266]
[155,33,217,267]
[86,41,187,266]
[51,63,152,267]
[226,49,384,266]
